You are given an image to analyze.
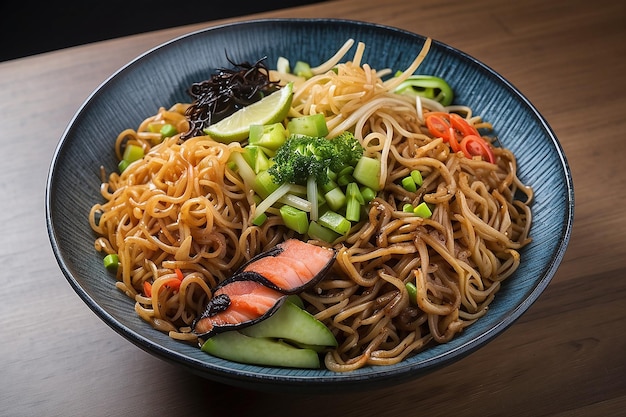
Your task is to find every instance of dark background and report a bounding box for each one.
[1,1,326,61]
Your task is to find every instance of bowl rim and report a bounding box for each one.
[45,17,575,393]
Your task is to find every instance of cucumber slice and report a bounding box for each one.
[241,301,337,347]
[201,331,320,369]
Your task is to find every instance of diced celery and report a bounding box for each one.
[320,178,339,194]
[103,254,119,272]
[241,145,259,169]
[293,61,313,79]
[160,123,178,138]
[122,144,144,163]
[353,156,381,191]
[280,205,309,234]
[252,212,267,226]
[413,202,433,218]
[324,187,346,211]
[249,122,288,151]
[308,220,341,243]
[147,122,163,133]
[253,170,281,199]
[318,210,351,235]
[287,113,329,137]
[254,148,272,174]
[345,183,363,222]
[277,56,291,74]
[360,186,376,202]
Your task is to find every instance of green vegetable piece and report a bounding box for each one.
[307,220,341,243]
[253,170,281,199]
[118,159,130,173]
[276,56,291,74]
[201,330,321,369]
[360,186,376,202]
[318,210,351,235]
[413,202,433,218]
[122,144,144,164]
[353,156,381,191]
[103,254,119,271]
[252,212,267,226]
[287,113,329,137]
[406,282,417,305]
[320,178,338,194]
[393,74,454,106]
[160,123,178,138]
[240,300,337,348]
[410,170,423,186]
[401,176,417,192]
[324,186,346,211]
[241,145,259,169]
[403,203,414,213]
[267,132,363,186]
[345,182,363,222]
[280,205,309,234]
[249,122,288,151]
[293,60,314,79]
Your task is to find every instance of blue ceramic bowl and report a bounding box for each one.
[46,18,574,393]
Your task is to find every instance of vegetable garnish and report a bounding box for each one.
[425,112,495,163]
[267,131,363,186]
[393,74,454,106]
[182,56,281,139]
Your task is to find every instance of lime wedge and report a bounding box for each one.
[204,82,293,143]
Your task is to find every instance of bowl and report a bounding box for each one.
[46,18,574,393]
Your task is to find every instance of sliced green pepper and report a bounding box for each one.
[394,74,454,106]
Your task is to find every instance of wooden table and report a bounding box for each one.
[2,0,625,415]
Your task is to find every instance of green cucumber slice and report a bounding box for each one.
[201,331,320,369]
[240,300,337,347]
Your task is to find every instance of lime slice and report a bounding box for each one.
[204,82,293,143]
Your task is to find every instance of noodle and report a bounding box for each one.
[89,38,532,372]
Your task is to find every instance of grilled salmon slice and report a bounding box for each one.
[193,239,336,338]
[193,279,286,338]
[240,239,336,293]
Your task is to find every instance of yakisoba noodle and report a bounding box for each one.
[89,38,533,371]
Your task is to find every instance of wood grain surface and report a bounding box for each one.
[1,0,624,415]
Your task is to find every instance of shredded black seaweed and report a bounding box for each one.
[181,55,281,140]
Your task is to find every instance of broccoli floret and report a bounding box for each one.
[268,132,364,186]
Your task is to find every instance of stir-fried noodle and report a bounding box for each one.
[89,39,532,371]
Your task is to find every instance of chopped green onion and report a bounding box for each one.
[410,170,423,186]
[403,203,415,213]
[160,123,178,138]
[401,176,417,192]
[103,254,119,272]
[413,202,433,218]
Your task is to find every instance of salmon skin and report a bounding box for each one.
[193,239,336,339]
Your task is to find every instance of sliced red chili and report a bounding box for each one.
[459,135,496,163]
